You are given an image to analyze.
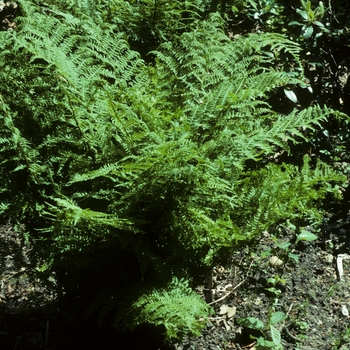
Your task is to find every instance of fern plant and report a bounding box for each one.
[119,277,213,343]
[0,0,348,343]
[39,0,211,50]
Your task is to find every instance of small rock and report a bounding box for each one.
[269,256,283,266]
[340,305,349,317]
[324,254,334,264]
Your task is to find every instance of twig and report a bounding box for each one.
[328,0,339,24]
[44,319,49,350]
[235,343,243,350]
[208,279,245,305]
[286,302,294,317]
[208,316,226,321]
[284,323,303,343]
[283,303,304,342]
[242,341,257,349]
[208,259,252,305]
[336,254,350,282]
[246,260,254,276]
[13,334,24,350]
[231,19,245,27]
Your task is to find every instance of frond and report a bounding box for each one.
[46,197,136,230]
[126,277,213,342]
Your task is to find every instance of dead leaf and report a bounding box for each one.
[227,306,237,318]
[219,304,237,318]
[225,283,233,290]
[222,318,231,331]
[216,266,225,274]
[219,304,228,315]
[269,256,283,266]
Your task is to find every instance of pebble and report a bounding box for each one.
[340,305,349,317]
[269,256,283,266]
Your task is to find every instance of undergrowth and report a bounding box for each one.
[0,0,348,343]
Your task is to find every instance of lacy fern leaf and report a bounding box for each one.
[0,1,348,342]
[126,277,213,343]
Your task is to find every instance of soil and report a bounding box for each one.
[1,207,350,350]
[0,1,19,31]
[178,214,350,350]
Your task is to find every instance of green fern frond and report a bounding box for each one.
[0,2,348,341]
[236,155,346,236]
[126,277,213,343]
[47,197,136,230]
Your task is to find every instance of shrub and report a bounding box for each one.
[0,0,347,342]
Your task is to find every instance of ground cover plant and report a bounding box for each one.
[0,0,349,349]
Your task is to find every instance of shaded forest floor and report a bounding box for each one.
[1,204,350,350]
[179,211,350,350]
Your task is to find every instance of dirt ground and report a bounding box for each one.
[178,213,350,350]
[1,207,350,350]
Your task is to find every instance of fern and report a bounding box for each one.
[124,277,213,343]
[0,1,348,342]
[40,0,209,46]
[152,15,302,105]
[235,155,346,237]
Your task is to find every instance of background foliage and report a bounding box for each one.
[0,0,349,344]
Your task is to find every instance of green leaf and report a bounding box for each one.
[270,325,281,344]
[306,1,312,11]
[284,89,298,103]
[318,1,325,15]
[256,337,276,347]
[297,9,309,20]
[261,249,272,258]
[237,317,264,330]
[300,0,308,10]
[288,20,304,26]
[274,241,291,250]
[270,311,287,325]
[266,287,281,296]
[296,230,318,244]
[302,25,314,39]
[288,252,300,263]
[313,20,326,29]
